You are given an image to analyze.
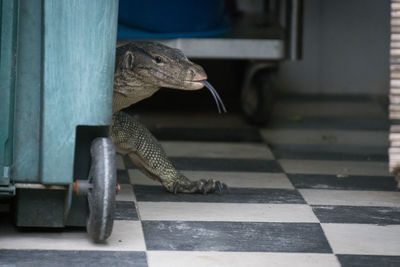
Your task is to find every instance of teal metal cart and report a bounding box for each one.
[0,0,119,242]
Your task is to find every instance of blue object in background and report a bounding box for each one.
[118,0,231,39]
[117,23,230,39]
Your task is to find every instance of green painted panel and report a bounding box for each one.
[41,1,118,184]
[0,0,18,185]
[12,0,42,182]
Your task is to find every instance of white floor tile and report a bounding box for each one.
[160,141,274,159]
[299,189,400,207]
[0,220,146,251]
[273,101,385,118]
[322,224,400,255]
[129,170,294,189]
[138,202,318,223]
[147,251,340,267]
[279,159,390,176]
[116,184,136,202]
[260,129,388,146]
[116,154,125,170]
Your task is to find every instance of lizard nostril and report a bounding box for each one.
[189,67,207,81]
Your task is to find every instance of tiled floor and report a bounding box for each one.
[1,95,400,267]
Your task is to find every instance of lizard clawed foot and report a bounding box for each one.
[214,181,229,194]
[170,178,228,194]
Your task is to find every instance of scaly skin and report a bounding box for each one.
[111,41,227,193]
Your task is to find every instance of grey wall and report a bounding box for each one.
[277,0,390,95]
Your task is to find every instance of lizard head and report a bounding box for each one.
[115,41,207,91]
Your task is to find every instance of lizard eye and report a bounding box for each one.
[154,56,163,64]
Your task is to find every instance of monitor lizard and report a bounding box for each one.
[111,41,227,194]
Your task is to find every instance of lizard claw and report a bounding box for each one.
[222,182,229,191]
[200,179,228,194]
[198,179,209,195]
[201,184,208,195]
[173,182,179,195]
[167,177,228,194]
[215,181,229,194]
[216,181,223,193]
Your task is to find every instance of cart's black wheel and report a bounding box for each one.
[86,137,116,242]
[241,68,275,126]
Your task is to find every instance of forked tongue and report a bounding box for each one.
[201,80,227,114]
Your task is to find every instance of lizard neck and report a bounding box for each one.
[112,85,160,113]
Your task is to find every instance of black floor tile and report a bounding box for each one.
[134,185,305,204]
[270,116,389,131]
[142,221,332,253]
[0,250,148,267]
[149,127,263,142]
[270,144,388,162]
[337,254,400,267]
[312,205,400,225]
[117,169,130,184]
[123,156,135,169]
[115,201,139,221]
[288,174,398,191]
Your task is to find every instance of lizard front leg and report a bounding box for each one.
[111,111,227,194]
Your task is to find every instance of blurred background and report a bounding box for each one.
[118,0,389,121]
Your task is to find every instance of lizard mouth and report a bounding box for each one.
[183,80,206,89]
[151,70,206,90]
[182,68,208,89]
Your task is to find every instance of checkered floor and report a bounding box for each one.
[1,95,400,267]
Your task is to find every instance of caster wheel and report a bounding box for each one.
[86,137,117,242]
[241,64,276,126]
